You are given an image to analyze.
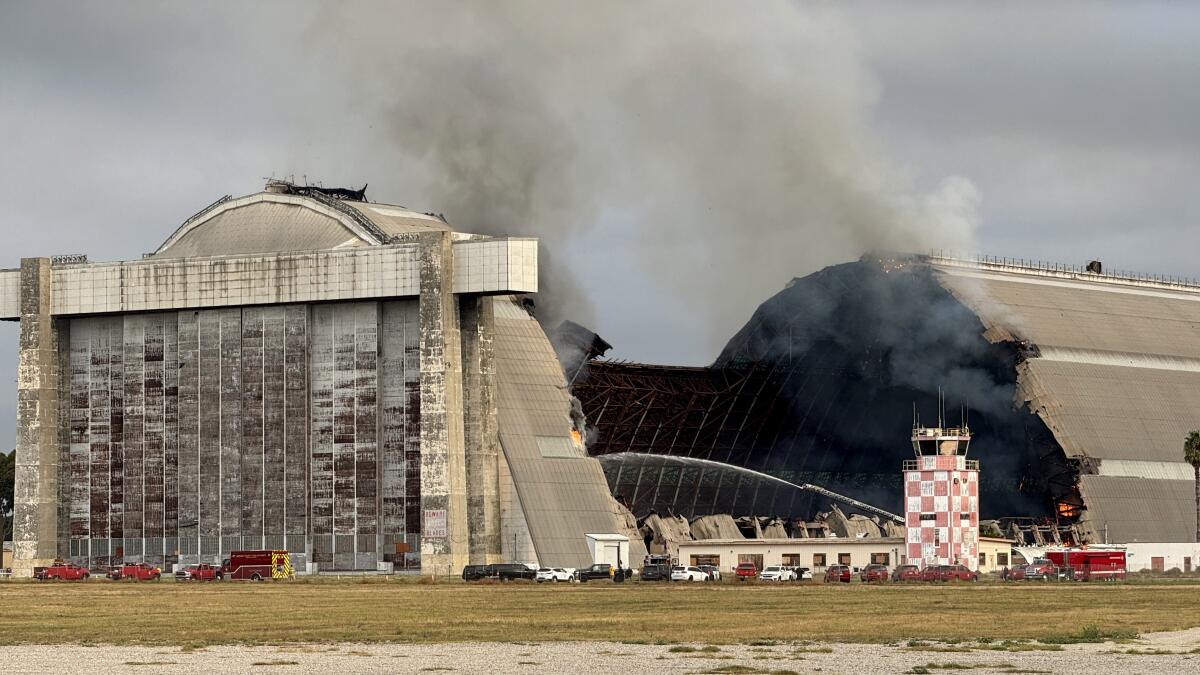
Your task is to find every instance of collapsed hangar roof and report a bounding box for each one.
[151,182,456,259]
[930,255,1200,543]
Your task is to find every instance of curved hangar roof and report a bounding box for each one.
[931,255,1200,543]
[152,188,455,259]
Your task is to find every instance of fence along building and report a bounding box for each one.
[2,182,639,575]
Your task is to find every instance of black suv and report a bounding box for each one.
[494,563,537,581]
[462,564,494,581]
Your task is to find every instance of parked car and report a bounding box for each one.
[494,563,538,581]
[697,565,721,581]
[860,564,889,583]
[175,563,224,581]
[941,564,978,582]
[1007,565,1027,581]
[37,562,90,581]
[759,565,797,582]
[670,565,709,582]
[112,562,161,581]
[891,564,921,582]
[795,567,813,580]
[920,565,946,582]
[734,562,758,580]
[462,564,494,581]
[640,564,671,581]
[535,567,575,582]
[824,565,851,583]
[578,563,613,582]
[1023,559,1059,581]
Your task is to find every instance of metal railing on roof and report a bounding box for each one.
[903,459,979,471]
[304,190,393,244]
[925,251,1200,292]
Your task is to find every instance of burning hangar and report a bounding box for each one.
[571,254,1200,547]
[6,180,1198,575]
[2,181,640,576]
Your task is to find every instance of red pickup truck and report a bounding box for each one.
[35,562,91,581]
[108,562,162,581]
[175,563,224,581]
[735,562,758,580]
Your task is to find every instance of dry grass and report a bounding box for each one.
[1,579,1199,646]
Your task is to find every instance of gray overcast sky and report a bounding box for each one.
[2,2,1199,448]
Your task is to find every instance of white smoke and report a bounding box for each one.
[306,1,981,338]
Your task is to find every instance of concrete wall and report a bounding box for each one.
[677,538,906,574]
[0,238,536,321]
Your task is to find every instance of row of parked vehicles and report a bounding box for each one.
[32,551,292,582]
[461,562,632,582]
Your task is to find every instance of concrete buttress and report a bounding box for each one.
[461,296,502,564]
[13,258,62,576]
[417,233,470,575]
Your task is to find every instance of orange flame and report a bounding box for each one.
[570,428,583,449]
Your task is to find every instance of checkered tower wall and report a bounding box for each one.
[904,455,980,570]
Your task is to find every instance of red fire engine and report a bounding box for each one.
[1044,546,1127,581]
[223,550,295,581]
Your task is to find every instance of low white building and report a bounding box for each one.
[676,537,905,574]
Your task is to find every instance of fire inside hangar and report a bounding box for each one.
[570,255,1200,546]
[3,181,639,575]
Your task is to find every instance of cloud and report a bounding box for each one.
[0,2,1198,446]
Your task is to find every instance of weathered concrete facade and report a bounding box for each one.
[13,258,62,574]
[4,185,637,576]
[462,296,502,564]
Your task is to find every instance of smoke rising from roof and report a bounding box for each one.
[309,1,981,336]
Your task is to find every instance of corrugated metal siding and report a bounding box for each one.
[62,302,418,569]
[492,298,645,569]
[1020,359,1200,462]
[1078,476,1196,543]
[346,203,452,237]
[942,275,1200,360]
[380,301,422,566]
[154,202,364,258]
[937,265,1200,542]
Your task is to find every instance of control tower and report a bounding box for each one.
[904,420,980,570]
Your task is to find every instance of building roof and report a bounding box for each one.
[491,297,646,569]
[152,189,454,259]
[931,255,1200,543]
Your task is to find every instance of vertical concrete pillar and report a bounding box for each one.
[417,233,469,575]
[13,258,62,576]
[461,297,502,564]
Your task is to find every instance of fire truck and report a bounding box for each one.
[1045,546,1127,581]
[223,550,295,581]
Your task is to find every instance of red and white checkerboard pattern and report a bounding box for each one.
[904,455,979,570]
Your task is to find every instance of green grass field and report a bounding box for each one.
[2,578,1199,646]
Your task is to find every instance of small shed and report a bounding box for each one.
[585,534,630,568]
